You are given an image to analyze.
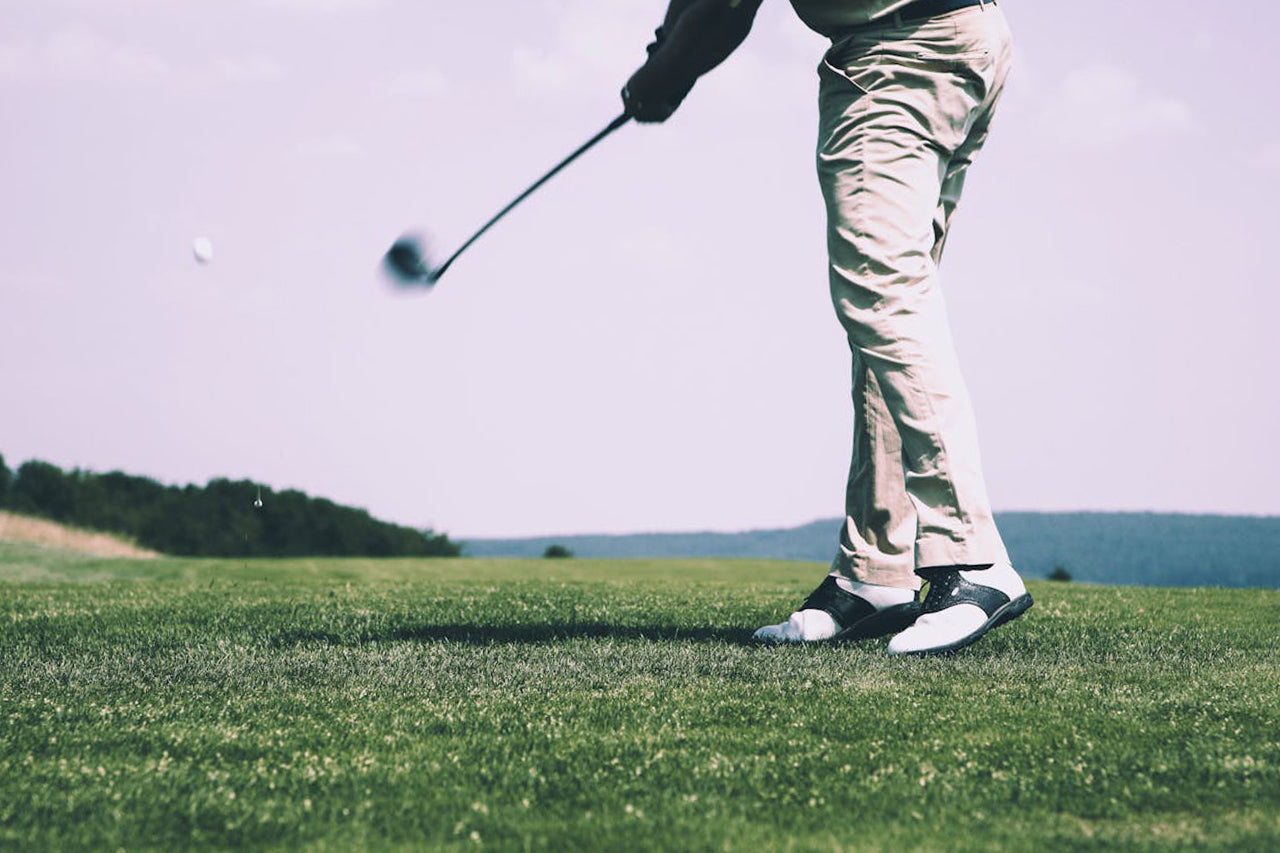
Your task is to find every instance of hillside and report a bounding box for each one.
[0,510,158,559]
[463,511,1280,588]
[0,453,458,559]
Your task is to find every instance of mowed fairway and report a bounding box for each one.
[2,543,1278,852]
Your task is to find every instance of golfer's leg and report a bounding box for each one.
[832,350,917,588]
[817,40,1008,570]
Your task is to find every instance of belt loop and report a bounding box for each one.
[891,10,903,27]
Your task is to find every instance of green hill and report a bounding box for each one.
[0,452,457,558]
[464,511,1280,587]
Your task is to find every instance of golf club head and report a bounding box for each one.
[382,235,439,287]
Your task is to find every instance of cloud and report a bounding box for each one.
[294,134,363,161]
[1041,63,1192,150]
[209,56,286,85]
[0,28,286,90]
[1259,145,1280,172]
[381,67,452,100]
[510,45,575,94]
[509,0,655,96]
[0,27,169,83]
[256,0,383,11]
[1190,30,1215,55]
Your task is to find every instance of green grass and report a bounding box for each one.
[2,544,1278,851]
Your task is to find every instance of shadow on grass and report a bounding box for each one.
[269,622,759,647]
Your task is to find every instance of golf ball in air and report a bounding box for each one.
[192,236,214,264]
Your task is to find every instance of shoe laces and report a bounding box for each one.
[916,567,961,612]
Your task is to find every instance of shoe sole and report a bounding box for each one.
[753,601,922,644]
[891,592,1034,657]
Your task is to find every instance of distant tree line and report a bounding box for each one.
[0,452,459,558]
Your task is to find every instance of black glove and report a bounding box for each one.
[622,60,696,124]
[621,0,761,124]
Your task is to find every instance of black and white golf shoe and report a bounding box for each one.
[887,563,1033,656]
[753,575,922,643]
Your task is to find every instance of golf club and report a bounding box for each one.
[383,112,631,288]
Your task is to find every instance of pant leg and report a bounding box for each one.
[932,68,1005,266]
[820,6,1014,572]
[831,349,918,588]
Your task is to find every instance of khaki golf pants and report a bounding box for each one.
[819,3,1013,589]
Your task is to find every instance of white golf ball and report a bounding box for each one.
[192,236,214,264]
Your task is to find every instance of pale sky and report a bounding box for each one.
[2,0,1278,539]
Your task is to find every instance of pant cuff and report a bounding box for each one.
[830,550,919,590]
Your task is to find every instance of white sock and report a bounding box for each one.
[832,574,915,609]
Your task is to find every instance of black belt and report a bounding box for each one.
[881,0,991,28]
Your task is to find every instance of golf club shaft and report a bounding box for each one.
[432,113,630,280]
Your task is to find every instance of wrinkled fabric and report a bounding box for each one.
[818,4,1014,586]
